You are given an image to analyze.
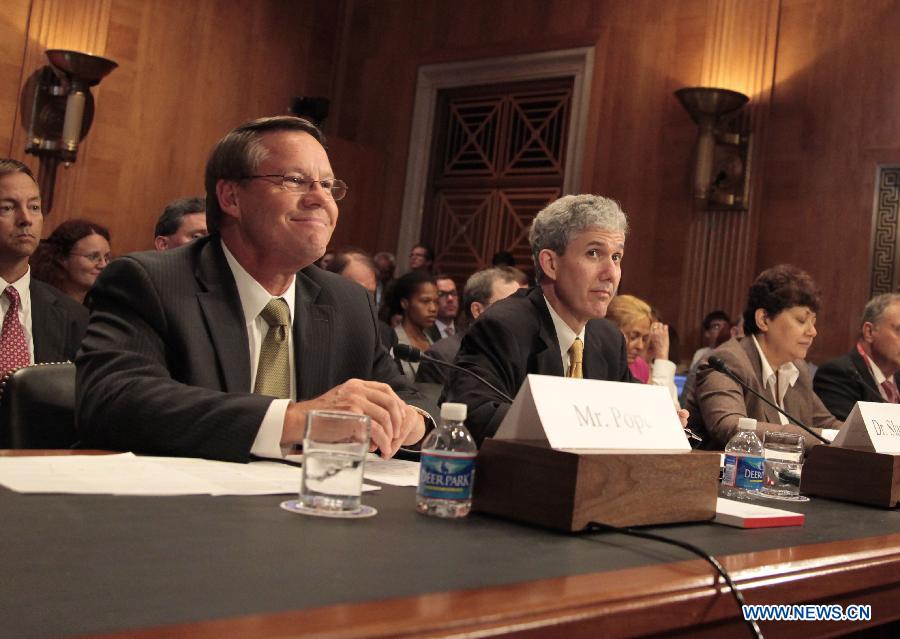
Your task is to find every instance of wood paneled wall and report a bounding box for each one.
[4,0,899,361]
[759,0,900,360]
[330,0,900,362]
[2,0,339,254]
[331,0,777,357]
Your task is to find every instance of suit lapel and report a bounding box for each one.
[294,269,334,399]
[30,282,65,362]
[850,348,885,402]
[740,337,780,424]
[582,320,610,380]
[195,238,251,393]
[531,290,564,377]
[425,324,442,343]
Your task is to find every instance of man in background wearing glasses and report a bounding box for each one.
[427,276,459,342]
[76,116,429,462]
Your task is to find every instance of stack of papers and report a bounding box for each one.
[714,498,805,528]
[0,453,421,496]
[0,453,309,495]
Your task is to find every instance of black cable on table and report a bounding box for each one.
[586,521,764,639]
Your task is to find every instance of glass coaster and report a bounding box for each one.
[280,499,377,519]
[755,490,810,503]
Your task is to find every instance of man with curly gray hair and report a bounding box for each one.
[447,194,648,444]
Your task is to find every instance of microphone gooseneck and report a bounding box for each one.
[847,365,885,401]
[393,344,514,403]
[393,343,422,363]
[707,355,829,444]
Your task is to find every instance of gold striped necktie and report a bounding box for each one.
[568,337,583,379]
[254,297,291,398]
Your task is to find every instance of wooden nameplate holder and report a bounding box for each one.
[472,439,721,531]
[801,445,900,508]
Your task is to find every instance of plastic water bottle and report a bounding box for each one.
[416,403,477,518]
[720,417,764,500]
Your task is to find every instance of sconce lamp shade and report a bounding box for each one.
[674,87,748,125]
[46,50,118,87]
[674,87,752,208]
[20,49,118,214]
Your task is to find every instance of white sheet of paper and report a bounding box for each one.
[495,374,690,451]
[831,402,900,453]
[362,457,420,486]
[0,453,379,496]
[291,453,419,487]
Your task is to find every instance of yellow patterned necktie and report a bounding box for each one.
[254,297,291,398]
[567,337,583,379]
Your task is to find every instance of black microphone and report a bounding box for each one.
[847,365,885,402]
[393,344,514,403]
[707,355,829,444]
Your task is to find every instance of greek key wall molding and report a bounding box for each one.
[871,165,900,295]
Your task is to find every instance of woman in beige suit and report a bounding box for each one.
[686,264,841,449]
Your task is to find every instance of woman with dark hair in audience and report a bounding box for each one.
[31,219,111,305]
[382,271,438,380]
[686,264,841,449]
[606,294,678,402]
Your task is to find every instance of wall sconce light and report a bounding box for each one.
[675,87,752,209]
[20,49,118,213]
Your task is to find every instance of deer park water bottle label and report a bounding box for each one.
[417,451,475,500]
[723,454,764,490]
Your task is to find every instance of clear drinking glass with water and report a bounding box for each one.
[759,431,810,502]
[299,411,371,513]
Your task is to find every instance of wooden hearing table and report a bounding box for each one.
[1,450,899,638]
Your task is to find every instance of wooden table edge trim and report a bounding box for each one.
[73,533,900,639]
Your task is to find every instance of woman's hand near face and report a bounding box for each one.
[647,322,669,361]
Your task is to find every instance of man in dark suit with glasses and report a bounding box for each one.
[77,116,429,462]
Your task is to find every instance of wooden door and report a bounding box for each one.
[421,77,573,285]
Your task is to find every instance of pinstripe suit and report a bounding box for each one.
[76,235,421,462]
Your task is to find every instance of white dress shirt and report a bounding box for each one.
[221,243,297,458]
[544,295,677,402]
[0,268,35,364]
[544,296,586,376]
[751,334,799,425]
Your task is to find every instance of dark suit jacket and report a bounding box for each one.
[686,336,840,449]
[813,348,896,420]
[415,333,463,388]
[425,324,442,343]
[76,235,428,462]
[30,279,88,363]
[446,287,634,445]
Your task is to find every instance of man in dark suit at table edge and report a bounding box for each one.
[0,159,87,374]
[446,194,688,445]
[76,116,429,463]
[814,293,900,420]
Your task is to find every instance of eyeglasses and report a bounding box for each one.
[240,174,348,201]
[437,290,458,298]
[70,251,111,264]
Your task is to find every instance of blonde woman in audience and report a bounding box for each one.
[606,294,678,401]
[31,219,111,305]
